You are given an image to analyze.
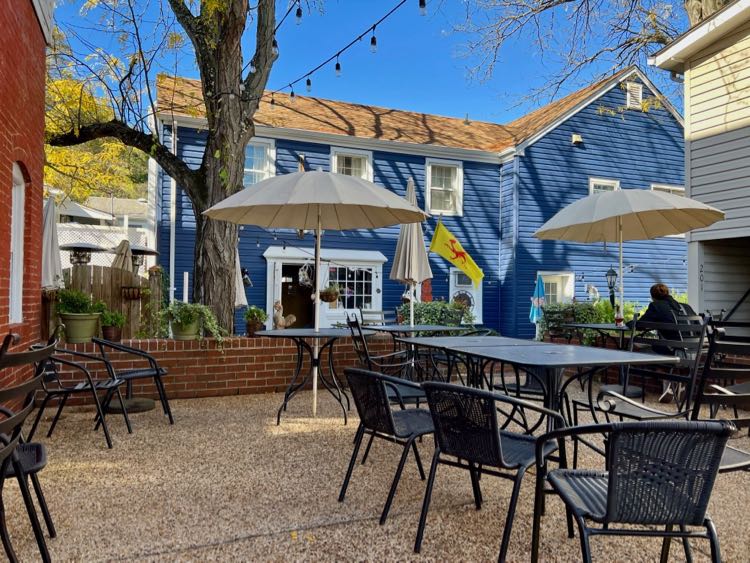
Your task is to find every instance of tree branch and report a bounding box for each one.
[47,120,203,203]
[242,0,276,120]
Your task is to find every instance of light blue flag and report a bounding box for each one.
[529,274,545,324]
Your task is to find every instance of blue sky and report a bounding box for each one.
[55,0,682,124]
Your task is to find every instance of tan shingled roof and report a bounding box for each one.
[156,67,636,154]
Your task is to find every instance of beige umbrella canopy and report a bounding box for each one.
[111,240,133,272]
[204,170,427,416]
[534,189,724,310]
[389,177,432,326]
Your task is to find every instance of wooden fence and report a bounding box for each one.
[59,265,163,339]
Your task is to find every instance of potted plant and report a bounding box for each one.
[57,289,101,343]
[101,308,126,342]
[244,305,267,336]
[319,283,340,303]
[159,302,225,342]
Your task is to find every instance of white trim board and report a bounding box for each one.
[263,246,387,264]
[649,0,750,73]
[31,0,53,44]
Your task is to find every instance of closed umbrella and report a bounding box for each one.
[111,240,133,272]
[389,177,432,327]
[534,189,724,311]
[234,248,248,308]
[41,199,63,290]
[205,170,427,416]
[529,274,545,340]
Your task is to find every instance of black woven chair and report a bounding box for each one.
[339,368,433,525]
[93,338,173,424]
[27,345,131,449]
[531,420,732,563]
[689,321,750,472]
[0,338,57,563]
[415,381,564,562]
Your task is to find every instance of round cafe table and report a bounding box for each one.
[258,328,374,425]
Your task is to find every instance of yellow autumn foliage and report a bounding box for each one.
[45,78,147,202]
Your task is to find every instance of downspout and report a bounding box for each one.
[169,120,178,303]
[512,155,520,337]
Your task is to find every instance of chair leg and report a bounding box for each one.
[411,441,425,480]
[13,462,51,563]
[531,470,546,562]
[577,517,593,563]
[338,425,365,502]
[0,495,18,563]
[498,468,526,563]
[705,518,722,563]
[114,387,133,434]
[27,395,51,442]
[90,388,114,449]
[414,450,440,554]
[679,524,694,563]
[660,524,673,563]
[380,438,414,525]
[469,464,482,510]
[46,395,68,438]
[29,473,56,538]
[360,432,375,465]
[155,376,174,424]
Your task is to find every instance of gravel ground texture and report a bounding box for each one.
[5,388,750,562]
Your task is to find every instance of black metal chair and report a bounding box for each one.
[339,368,433,525]
[531,420,732,563]
[346,316,425,404]
[93,338,174,424]
[415,381,564,562]
[689,321,750,472]
[0,338,57,563]
[27,344,131,449]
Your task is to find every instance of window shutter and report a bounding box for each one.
[625,82,643,110]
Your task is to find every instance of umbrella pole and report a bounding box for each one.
[313,211,321,418]
[619,216,624,317]
[410,283,415,328]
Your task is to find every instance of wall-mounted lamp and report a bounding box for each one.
[571,133,584,145]
[605,266,618,308]
[241,268,253,287]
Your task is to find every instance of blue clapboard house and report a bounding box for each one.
[150,67,686,337]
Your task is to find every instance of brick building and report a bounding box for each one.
[0,0,53,386]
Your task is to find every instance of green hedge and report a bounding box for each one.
[539,300,639,344]
[397,300,473,326]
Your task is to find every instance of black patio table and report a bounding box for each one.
[397,336,678,429]
[368,324,473,352]
[259,328,374,425]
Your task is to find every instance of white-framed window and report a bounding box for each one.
[243,138,275,186]
[625,81,643,110]
[10,163,25,324]
[538,271,575,305]
[330,147,373,181]
[651,183,685,197]
[589,177,620,195]
[449,268,482,323]
[426,158,463,216]
[328,265,375,310]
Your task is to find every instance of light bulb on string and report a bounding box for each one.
[305,77,312,93]
[295,3,302,25]
[270,94,275,107]
[290,87,296,103]
[272,38,279,58]
[419,0,427,16]
[249,61,256,74]
[370,31,377,53]
[256,239,260,248]
[335,55,342,78]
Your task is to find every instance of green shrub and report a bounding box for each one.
[57,289,96,314]
[539,299,641,344]
[398,299,473,326]
[101,309,126,328]
[159,301,226,342]
[244,305,267,323]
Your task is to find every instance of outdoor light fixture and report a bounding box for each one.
[60,242,109,266]
[606,265,618,308]
[241,268,253,287]
[295,3,303,24]
[370,31,378,53]
[306,77,312,92]
[571,133,583,144]
[419,0,427,15]
[272,38,279,58]
[129,244,160,274]
[335,56,342,77]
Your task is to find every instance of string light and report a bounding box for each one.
[419,0,427,15]
[335,55,342,78]
[249,61,256,74]
[305,77,312,93]
[370,29,378,53]
[272,38,279,58]
[295,2,303,25]
[290,87,296,102]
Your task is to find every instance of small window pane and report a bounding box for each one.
[243,143,271,187]
[544,282,558,305]
[591,182,616,194]
[336,155,366,178]
[429,164,459,213]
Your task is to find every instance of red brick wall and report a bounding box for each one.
[0,1,47,386]
[54,335,394,403]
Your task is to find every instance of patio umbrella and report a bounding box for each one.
[533,189,724,312]
[204,170,427,416]
[529,274,545,340]
[41,198,64,290]
[389,177,432,327]
[234,248,248,308]
[111,240,134,272]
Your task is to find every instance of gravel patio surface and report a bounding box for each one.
[5,389,750,562]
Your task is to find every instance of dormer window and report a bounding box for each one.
[625,82,643,110]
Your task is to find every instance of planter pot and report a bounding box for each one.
[246,320,264,336]
[102,326,122,342]
[171,320,200,340]
[59,312,101,344]
[319,291,339,303]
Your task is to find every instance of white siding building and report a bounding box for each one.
[650,0,750,322]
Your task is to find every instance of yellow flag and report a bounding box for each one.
[429,220,484,287]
